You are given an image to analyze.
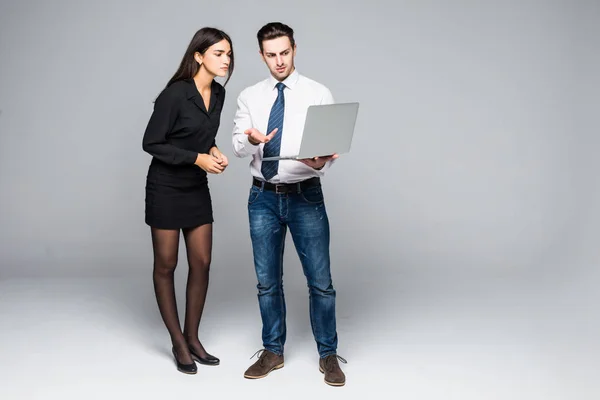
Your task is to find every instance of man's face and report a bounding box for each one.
[260,36,296,81]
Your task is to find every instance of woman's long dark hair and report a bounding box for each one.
[166,27,234,87]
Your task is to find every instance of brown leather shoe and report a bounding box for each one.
[244,349,284,379]
[319,354,347,386]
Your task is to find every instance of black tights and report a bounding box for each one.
[151,223,213,364]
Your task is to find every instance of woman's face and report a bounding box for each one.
[196,39,232,77]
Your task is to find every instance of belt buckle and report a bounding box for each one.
[275,184,287,194]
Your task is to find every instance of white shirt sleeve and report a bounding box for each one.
[315,87,336,175]
[320,87,335,105]
[232,90,260,158]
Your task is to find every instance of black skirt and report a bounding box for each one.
[144,161,213,230]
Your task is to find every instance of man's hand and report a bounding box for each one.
[298,154,339,170]
[209,146,229,169]
[244,127,279,145]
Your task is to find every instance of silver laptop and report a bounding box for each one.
[262,102,359,161]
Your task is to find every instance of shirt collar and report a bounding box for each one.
[183,78,221,115]
[268,68,299,90]
[184,78,221,100]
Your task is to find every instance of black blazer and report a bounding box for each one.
[142,78,225,168]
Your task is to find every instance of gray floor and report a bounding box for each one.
[1,266,598,400]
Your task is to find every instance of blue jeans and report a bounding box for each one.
[247,181,338,358]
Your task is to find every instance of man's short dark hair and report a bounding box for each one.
[257,22,295,52]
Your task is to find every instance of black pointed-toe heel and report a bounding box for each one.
[172,347,198,374]
[189,347,220,366]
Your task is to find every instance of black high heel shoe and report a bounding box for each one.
[189,346,220,366]
[172,347,198,374]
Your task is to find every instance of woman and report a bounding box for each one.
[142,27,234,374]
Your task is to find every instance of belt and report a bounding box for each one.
[252,177,320,194]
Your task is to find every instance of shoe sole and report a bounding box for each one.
[244,362,284,379]
[176,367,197,375]
[319,366,345,386]
[191,355,220,366]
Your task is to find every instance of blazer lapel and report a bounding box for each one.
[186,79,219,116]
[207,86,218,115]
[192,96,209,116]
[185,79,209,116]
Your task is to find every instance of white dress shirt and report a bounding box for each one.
[232,69,335,183]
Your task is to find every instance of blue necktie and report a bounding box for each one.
[261,82,286,181]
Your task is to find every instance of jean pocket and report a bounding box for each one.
[248,186,261,204]
[300,186,324,204]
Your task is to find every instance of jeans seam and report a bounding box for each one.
[277,224,286,350]
[320,351,336,358]
[265,346,283,356]
[300,192,324,205]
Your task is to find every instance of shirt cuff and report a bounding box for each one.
[242,134,261,154]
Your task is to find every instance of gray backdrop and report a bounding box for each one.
[2,0,596,276]
[0,0,598,396]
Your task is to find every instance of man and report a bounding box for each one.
[231,22,347,387]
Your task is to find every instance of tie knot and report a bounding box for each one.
[276,82,285,91]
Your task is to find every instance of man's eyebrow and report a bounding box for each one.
[265,48,291,55]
